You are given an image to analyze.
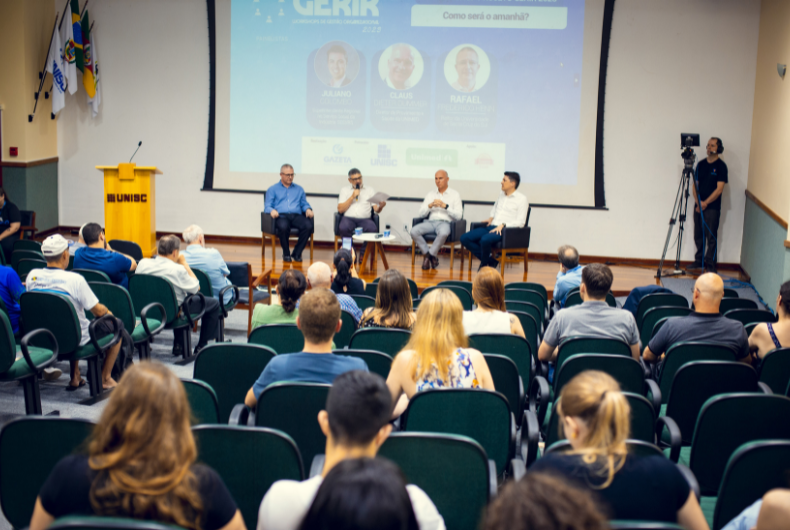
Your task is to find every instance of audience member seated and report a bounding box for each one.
[0,188,21,264]
[298,458,422,530]
[644,272,749,364]
[29,362,245,530]
[331,248,366,295]
[539,263,640,364]
[722,489,790,530]
[463,266,525,338]
[182,224,233,304]
[257,370,444,530]
[251,270,306,329]
[554,245,583,308]
[73,222,137,288]
[136,235,222,356]
[386,289,494,417]
[245,288,368,409]
[483,473,607,530]
[68,223,88,256]
[748,280,790,362]
[0,263,23,336]
[28,235,122,390]
[529,371,708,529]
[300,262,362,324]
[359,269,415,330]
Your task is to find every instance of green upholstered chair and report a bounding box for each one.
[193,343,276,424]
[758,347,790,394]
[374,276,419,300]
[564,291,617,308]
[421,285,473,311]
[719,298,758,313]
[49,516,187,530]
[556,336,633,373]
[20,291,122,398]
[72,269,111,284]
[504,301,542,335]
[379,433,494,530]
[657,343,737,404]
[248,323,304,353]
[639,306,693,347]
[181,379,220,425]
[438,280,474,293]
[192,268,239,343]
[510,310,539,357]
[724,309,776,326]
[349,328,411,356]
[11,249,44,272]
[722,288,739,298]
[349,294,376,312]
[334,310,357,349]
[13,240,41,253]
[333,349,392,380]
[0,417,94,529]
[544,438,664,459]
[636,293,689,329]
[505,289,546,321]
[484,354,524,426]
[192,425,304,530]
[505,282,548,312]
[610,522,683,530]
[16,258,46,282]
[468,333,533,385]
[88,282,164,361]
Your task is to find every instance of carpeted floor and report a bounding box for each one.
[661,277,772,311]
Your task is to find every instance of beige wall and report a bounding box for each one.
[748,0,790,226]
[0,0,58,163]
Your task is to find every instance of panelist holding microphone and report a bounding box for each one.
[264,164,314,263]
[337,168,386,259]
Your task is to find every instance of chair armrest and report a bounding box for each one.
[261,212,275,234]
[411,217,427,227]
[252,269,273,289]
[470,222,487,231]
[518,375,525,416]
[758,381,773,394]
[538,360,549,378]
[510,459,526,481]
[639,357,651,379]
[501,226,531,249]
[218,285,240,317]
[182,292,207,327]
[644,379,662,412]
[19,329,59,372]
[522,410,540,466]
[310,454,325,478]
[509,412,517,461]
[448,218,467,241]
[529,375,551,425]
[487,459,498,499]
[656,416,681,463]
[372,213,380,231]
[676,464,701,501]
[228,403,250,425]
[140,302,166,338]
[88,314,122,355]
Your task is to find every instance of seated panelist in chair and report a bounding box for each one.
[337,168,385,258]
[136,235,222,356]
[182,224,233,304]
[73,222,137,288]
[27,235,122,391]
[410,169,462,270]
[460,172,528,271]
[264,164,314,263]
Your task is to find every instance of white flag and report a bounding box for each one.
[46,24,66,115]
[88,32,101,118]
[59,13,77,95]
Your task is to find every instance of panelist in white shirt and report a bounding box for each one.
[410,170,463,270]
[460,172,529,271]
[338,169,386,256]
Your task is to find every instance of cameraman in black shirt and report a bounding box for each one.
[0,188,21,265]
[689,137,727,273]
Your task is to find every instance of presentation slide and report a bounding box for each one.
[211,0,606,206]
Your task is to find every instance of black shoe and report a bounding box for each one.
[685,262,702,272]
[422,255,431,270]
[282,255,292,263]
[430,255,439,269]
[194,344,206,356]
[292,255,303,263]
[704,264,717,274]
[172,342,184,356]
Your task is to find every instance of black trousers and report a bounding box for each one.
[275,214,312,258]
[693,208,721,268]
[0,235,18,265]
[186,296,221,348]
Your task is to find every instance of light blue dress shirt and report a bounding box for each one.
[554,264,583,307]
[264,181,312,215]
[183,245,233,304]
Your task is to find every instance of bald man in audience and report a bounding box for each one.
[643,273,749,363]
[301,261,362,324]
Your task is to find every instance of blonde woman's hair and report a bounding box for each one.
[556,370,630,489]
[401,288,467,382]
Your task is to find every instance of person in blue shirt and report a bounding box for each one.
[244,288,368,408]
[554,244,583,308]
[73,223,136,288]
[0,265,24,335]
[264,164,314,263]
[182,225,233,305]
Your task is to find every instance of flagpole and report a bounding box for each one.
[57,0,70,30]
[29,13,59,123]
[80,0,89,17]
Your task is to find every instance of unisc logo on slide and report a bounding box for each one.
[107,194,148,203]
[293,0,379,17]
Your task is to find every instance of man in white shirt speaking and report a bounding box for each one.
[410,170,463,270]
[337,168,386,258]
[460,172,529,271]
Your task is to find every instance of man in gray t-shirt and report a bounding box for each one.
[539,263,641,363]
[644,273,749,362]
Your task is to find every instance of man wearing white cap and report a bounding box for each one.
[27,235,122,391]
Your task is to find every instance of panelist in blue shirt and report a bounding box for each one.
[554,244,583,308]
[264,164,314,262]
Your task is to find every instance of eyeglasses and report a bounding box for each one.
[349,177,362,181]
[281,173,294,178]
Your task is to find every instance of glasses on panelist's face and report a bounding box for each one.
[281,172,294,178]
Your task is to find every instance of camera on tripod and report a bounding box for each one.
[680,133,700,169]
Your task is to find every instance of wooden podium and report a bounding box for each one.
[96,163,161,257]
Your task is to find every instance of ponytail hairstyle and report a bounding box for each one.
[278,269,307,314]
[556,371,630,489]
[333,249,354,291]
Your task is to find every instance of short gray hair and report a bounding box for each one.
[280,164,294,173]
[182,225,203,244]
[157,235,181,256]
[558,245,579,269]
[307,262,332,288]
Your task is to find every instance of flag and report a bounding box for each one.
[46,24,66,115]
[70,0,83,71]
[81,10,95,98]
[59,6,77,94]
[88,32,101,118]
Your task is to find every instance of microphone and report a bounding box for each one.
[129,141,142,163]
[355,183,360,201]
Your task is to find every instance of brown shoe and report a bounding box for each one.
[422,255,431,270]
[430,255,439,269]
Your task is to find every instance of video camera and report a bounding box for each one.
[680,133,699,169]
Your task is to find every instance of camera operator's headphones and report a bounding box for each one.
[712,137,724,154]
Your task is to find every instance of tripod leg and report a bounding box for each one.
[657,171,687,277]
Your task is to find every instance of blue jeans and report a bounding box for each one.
[460,226,502,267]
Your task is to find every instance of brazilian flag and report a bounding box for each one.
[70,0,83,70]
[81,10,95,98]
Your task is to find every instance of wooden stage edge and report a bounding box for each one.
[48,227,747,299]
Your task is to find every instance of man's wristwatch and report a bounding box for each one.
[444,204,448,209]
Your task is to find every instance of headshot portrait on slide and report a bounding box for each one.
[444,44,491,93]
[379,43,424,91]
[315,41,360,88]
